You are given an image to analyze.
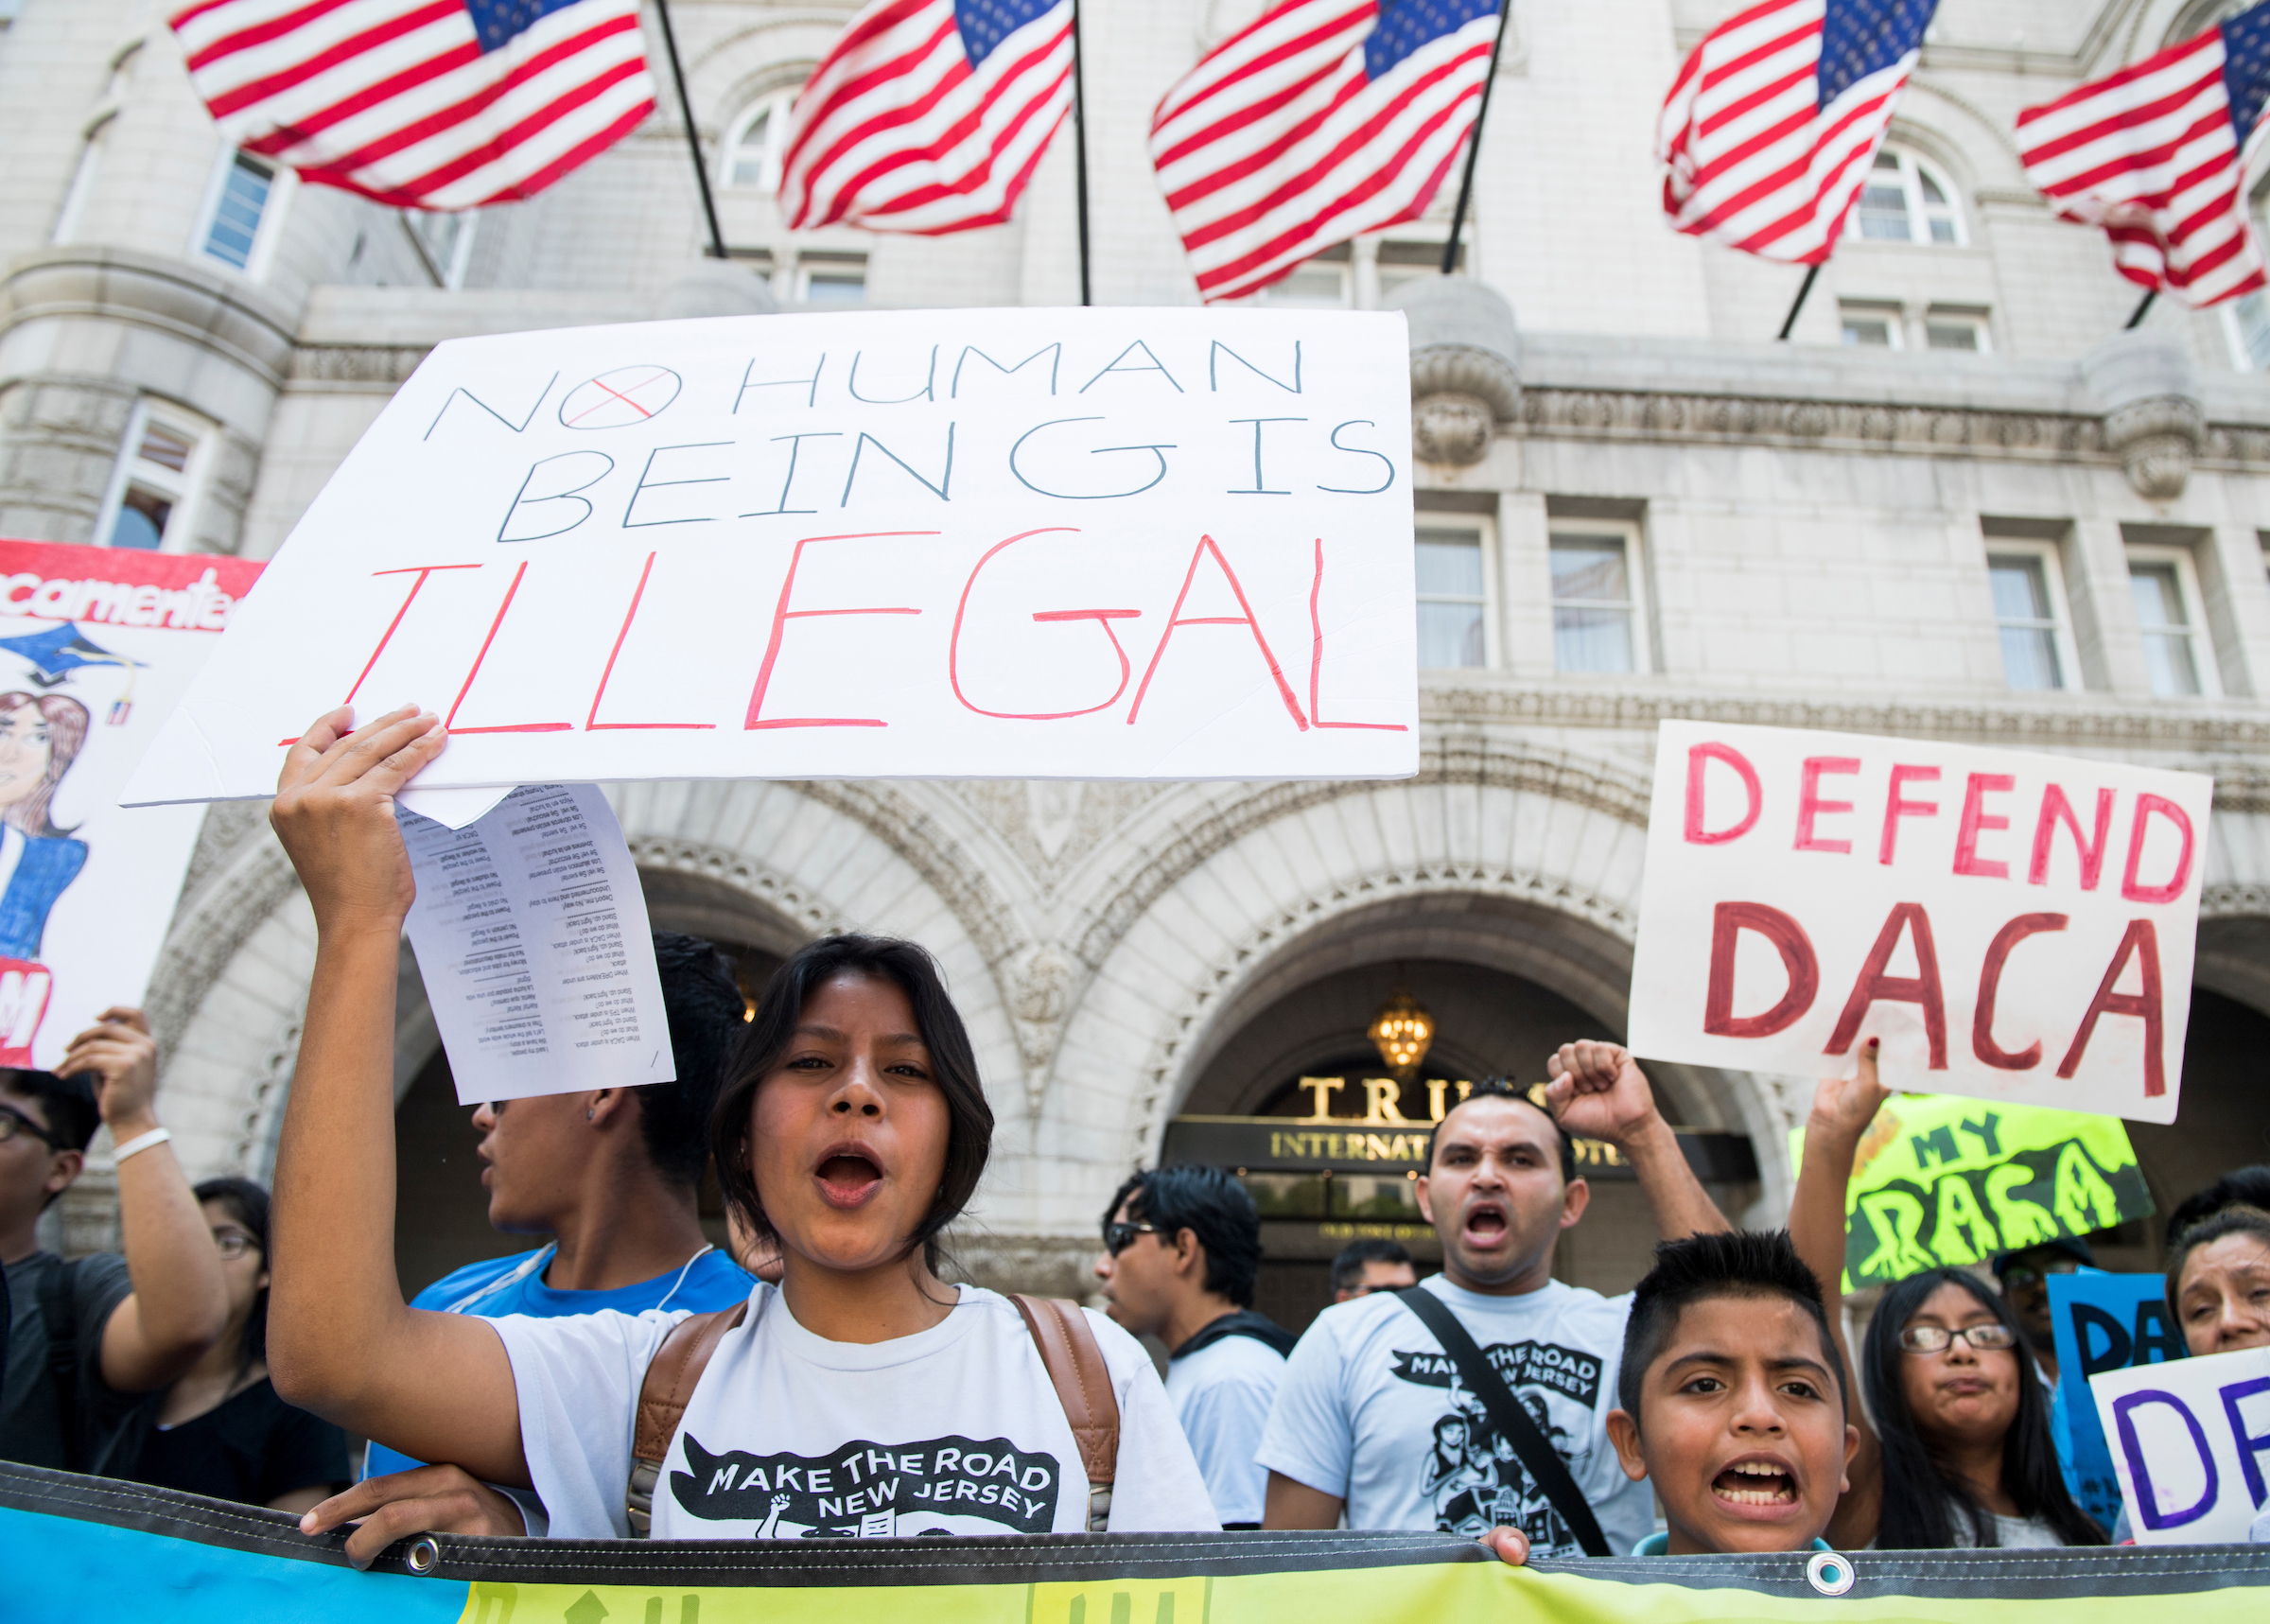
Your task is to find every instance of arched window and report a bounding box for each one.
[1851,145,1964,245]
[723,89,796,192]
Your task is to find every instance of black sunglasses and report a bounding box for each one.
[0,1102,61,1150]
[1102,1221,1162,1256]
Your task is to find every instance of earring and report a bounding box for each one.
[585,1108,596,1121]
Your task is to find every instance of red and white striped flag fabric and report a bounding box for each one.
[1150,0,1503,305]
[780,0,1073,234]
[1657,0,1937,263]
[2016,1,2270,310]
[168,0,655,211]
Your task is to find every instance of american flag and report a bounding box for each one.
[2017,1,2270,310]
[779,0,1073,234]
[1657,0,1937,263]
[168,0,655,211]
[1150,0,1504,306]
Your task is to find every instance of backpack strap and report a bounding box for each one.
[1392,1286,1613,1557]
[37,1258,80,1475]
[624,1301,745,1538]
[1008,1293,1118,1532]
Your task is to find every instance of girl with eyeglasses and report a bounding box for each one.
[122,1179,350,1513]
[1790,1044,2106,1550]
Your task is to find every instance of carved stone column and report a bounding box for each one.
[2080,328,2204,501]
[1386,276,1520,465]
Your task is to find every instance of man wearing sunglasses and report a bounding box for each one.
[1,1009,228,1476]
[1095,1165,1295,1529]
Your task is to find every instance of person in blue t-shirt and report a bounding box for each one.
[327,932,755,1542]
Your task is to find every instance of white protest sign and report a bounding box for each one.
[2091,1344,2270,1543]
[1627,722,2211,1123]
[0,539,261,1069]
[399,783,670,1103]
[122,307,1418,806]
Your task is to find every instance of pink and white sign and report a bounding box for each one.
[0,539,262,1068]
[1627,721,2212,1124]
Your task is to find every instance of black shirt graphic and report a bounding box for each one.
[1394,1337,1600,1546]
[673,1432,1062,1537]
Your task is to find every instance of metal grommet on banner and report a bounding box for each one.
[404,1535,441,1576]
[1806,1550,1855,1596]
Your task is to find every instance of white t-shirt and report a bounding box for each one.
[1164,1329,1285,1526]
[1256,1274,1649,1558]
[490,1282,1218,1540]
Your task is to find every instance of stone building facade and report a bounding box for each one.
[4,0,2270,1322]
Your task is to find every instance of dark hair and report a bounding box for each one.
[0,1067,98,1154]
[0,690,88,837]
[710,934,991,1274]
[1331,1237,1413,1295]
[637,932,747,1186]
[2165,1203,2270,1334]
[2163,1166,2270,1248]
[195,1177,271,1380]
[1861,1267,2105,1547]
[1424,1076,1575,1185]
[1104,1164,1263,1308]
[1616,1229,1842,1419]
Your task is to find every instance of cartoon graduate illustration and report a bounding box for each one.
[0,624,137,963]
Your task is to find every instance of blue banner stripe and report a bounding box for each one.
[1,1506,467,1624]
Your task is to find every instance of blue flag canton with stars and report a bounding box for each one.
[461,0,586,56]
[2222,0,2270,148]
[954,0,1060,70]
[1364,0,1501,83]
[1816,0,1937,112]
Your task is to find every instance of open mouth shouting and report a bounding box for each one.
[1461,1197,1510,1250]
[814,1141,885,1209]
[1711,1455,1800,1512]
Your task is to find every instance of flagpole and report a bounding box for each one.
[1440,0,1511,276]
[1072,0,1093,305]
[1776,262,1822,341]
[654,0,729,260]
[2125,288,2156,328]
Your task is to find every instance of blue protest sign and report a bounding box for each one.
[2049,1271,2187,1529]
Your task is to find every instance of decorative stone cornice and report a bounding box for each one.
[0,246,298,393]
[1391,277,1521,466]
[1418,682,2270,758]
[288,344,430,386]
[1515,385,2110,462]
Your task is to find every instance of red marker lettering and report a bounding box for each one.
[1877,765,1941,865]
[1702,901,1819,1038]
[1972,913,2068,1070]
[2057,919,2166,1096]
[445,561,570,734]
[1126,534,1307,730]
[1794,757,1859,853]
[743,532,929,730]
[2028,784,2115,889]
[948,528,1142,720]
[586,552,715,731]
[1308,538,1406,731]
[1953,773,2016,879]
[1825,901,1947,1068]
[2121,794,2196,904]
[1684,742,1761,846]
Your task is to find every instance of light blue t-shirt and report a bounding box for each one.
[361,1244,753,1480]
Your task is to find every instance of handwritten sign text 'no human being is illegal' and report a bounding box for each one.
[120,306,1419,806]
[1627,722,2212,1124]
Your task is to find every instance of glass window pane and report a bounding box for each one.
[1928,216,1958,244]
[1417,601,1485,668]
[1261,264,1347,306]
[1414,531,1483,597]
[1842,317,1894,347]
[109,484,170,550]
[1554,605,1633,673]
[137,422,194,474]
[2142,631,2201,697]
[1919,168,1947,204]
[203,154,272,270]
[1926,322,1980,350]
[1998,626,2062,691]
[2237,291,2270,371]
[2129,563,2188,630]
[1858,183,1912,240]
[1988,555,2051,621]
[803,271,864,304]
[1548,536,1629,602]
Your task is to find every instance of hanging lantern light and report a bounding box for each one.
[1368,982,1435,1082]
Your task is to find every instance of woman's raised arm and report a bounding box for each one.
[265,707,529,1487]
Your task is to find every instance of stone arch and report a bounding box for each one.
[1039,762,1798,1231]
[134,781,1022,1198]
[686,13,847,132]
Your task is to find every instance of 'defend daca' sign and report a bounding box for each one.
[122,307,1418,805]
[1629,722,2211,1124]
